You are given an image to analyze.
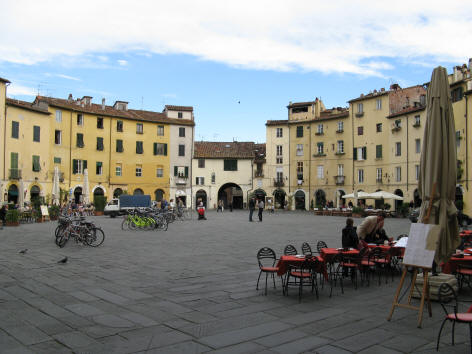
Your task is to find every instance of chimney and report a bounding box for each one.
[101,98,105,110]
[68,94,73,102]
[380,88,385,92]
[113,101,128,111]
[373,89,377,93]
[81,96,92,106]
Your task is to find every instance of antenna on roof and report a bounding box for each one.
[141,96,143,110]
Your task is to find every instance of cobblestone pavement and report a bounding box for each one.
[0,210,470,353]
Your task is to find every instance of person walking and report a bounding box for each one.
[248,197,255,222]
[258,198,264,222]
[0,204,7,229]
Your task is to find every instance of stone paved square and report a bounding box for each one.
[0,211,470,353]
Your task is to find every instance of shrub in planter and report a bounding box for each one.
[6,209,19,226]
[93,196,107,213]
[49,205,60,220]
[384,203,391,210]
[398,203,410,218]
[352,206,366,217]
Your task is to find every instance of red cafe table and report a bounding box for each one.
[276,255,329,281]
[442,250,472,274]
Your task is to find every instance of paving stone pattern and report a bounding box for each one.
[0,211,470,353]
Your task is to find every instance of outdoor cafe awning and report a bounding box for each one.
[342,191,403,200]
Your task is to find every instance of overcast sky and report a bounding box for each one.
[1,0,472,142]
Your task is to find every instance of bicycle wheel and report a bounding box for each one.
[55,224,66,238]
[86,228,105,247]
[157,216,168,231]
[129,218,139,230]
[55,228,69,248]
[121,217,130,230]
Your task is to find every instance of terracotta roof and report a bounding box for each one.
[319,111,349,119]
[253,143,266,162]
[165,105,193,112]
[34,96,194,126]
[194,141,259,159]
[6,98,51,115]
[266,120,289,126]
[387,105,425,118]
[287,101,317,108]
[348,90,389,103]
[0,77,11,84]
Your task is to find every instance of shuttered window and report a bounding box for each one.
[76,133,84,148]
[32,155,41,172]
[97,137,104,151]
[136,141,143,154]
[116,139,123,153]
[12,121,19,139]
[33,126,40,142]
[11,152,18,169]
[154,143,167,156]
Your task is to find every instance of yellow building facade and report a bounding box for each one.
[0,82,194,205]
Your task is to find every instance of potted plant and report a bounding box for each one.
[6,209,19,226]
[352,206,364,218]
[94,196,107,216]
[49,205,60,220]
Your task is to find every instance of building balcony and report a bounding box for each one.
[336,129,344,133]
[273,179,285,187]
[412,122,421,128]
[9,169,21,180]
[355,112,364,118]
[334,175,345,185]
[175,175,188,185]
[315,131,324,136]
[391,124,401,132]
[254,171,264,178]
[335,151,345,156]
[313,153,326,158]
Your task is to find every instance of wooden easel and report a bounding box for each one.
[387,184,436,328]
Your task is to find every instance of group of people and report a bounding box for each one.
[248,197,265,222]
[341,212,392,249]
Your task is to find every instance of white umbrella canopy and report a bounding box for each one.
[83,169,90,204]
[343,191,372,199]
[418,66,460,264]
[52,166,60,205]
[369,191,404,200]
[18,179,24,209]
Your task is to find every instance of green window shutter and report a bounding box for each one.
[376,145,382,158]
[185,166,189,178]
[362,147,367,160]
[116,139,123,152]
[97,137,103,150]
[11,152,18,169]
[174,166,178,176]
[353,148,357,161]
[12,121,19,139]
[33,126,40,142]
[83,160,87,171]
[32,155,40,171]
[53,157,61,164]
[153,143,157,155]
[72,159,78,174]
[164,144,167,156]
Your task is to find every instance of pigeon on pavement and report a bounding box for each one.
[19,249,28,254]
[57,256,68,264]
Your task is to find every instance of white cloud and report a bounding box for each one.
[7,83,36,97]
[117,59,128,66]
[1,1,472,76]
[56,74,81,81]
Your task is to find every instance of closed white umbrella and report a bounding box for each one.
[52,166,60,206]
[83,169,90,204]
[18,179,24,209]
[343,191,371,199]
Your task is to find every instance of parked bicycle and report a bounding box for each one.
[55,216,105,247]
[121,208,168,231]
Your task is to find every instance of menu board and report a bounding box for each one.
[403,223,441,268]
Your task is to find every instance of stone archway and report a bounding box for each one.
[336,189,346,208]
[394,189,404,211]
[314,189,326,208]
[195,189,207,208]
[273,189,286,209]
[93,186,105,205]
[30,185,41,202]
[73,186,82,204]
[113,188,123,198]
[294,190,306,210]
[133,188,144,196]
[218,183,243,209]
[8,184,18,204]
[154,189,164,201]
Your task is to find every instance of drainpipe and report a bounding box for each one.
[466,94,469,191]
[108,117,112,194]
[351,107,355,192]
[308,122,311,210]
[3,82,10,183]
[69,110,72,189]
[406,115,409,192]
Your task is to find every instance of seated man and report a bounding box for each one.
[357,212,391,244]
[342,218,358,249]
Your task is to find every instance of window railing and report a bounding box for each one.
[9,169,21,180]
[255,171,264,177]
[273,179,285,187]
[355,112,364,118]
[334,175,345,185]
